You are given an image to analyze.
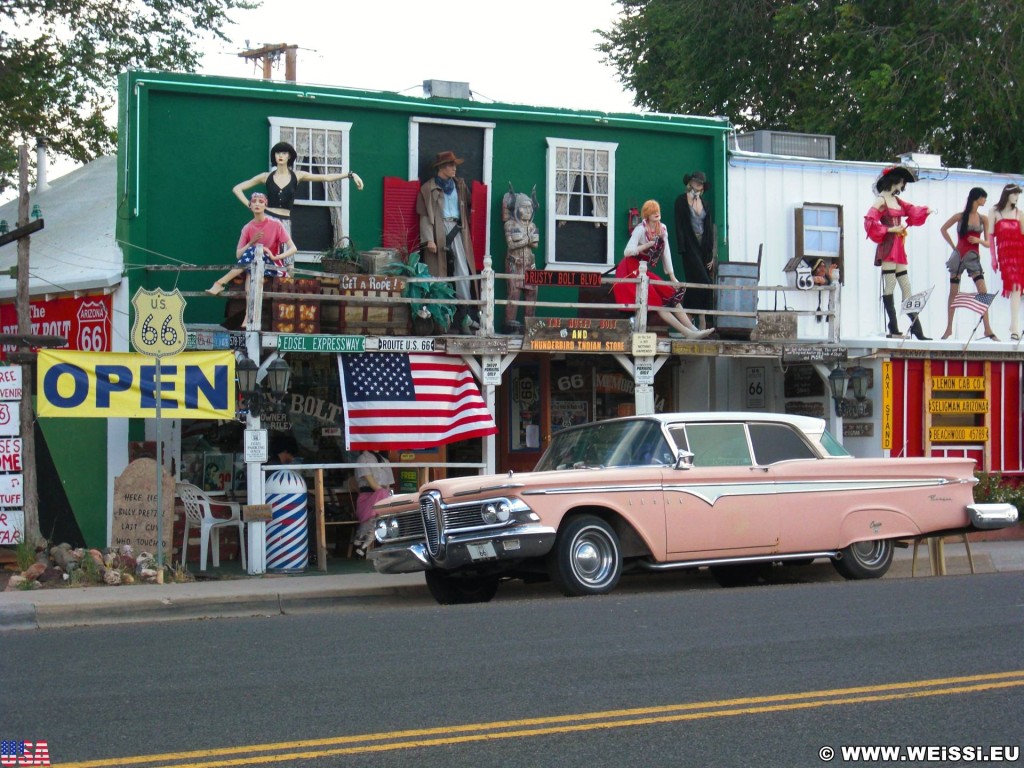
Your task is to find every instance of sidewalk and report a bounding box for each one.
[2,541,1022,632]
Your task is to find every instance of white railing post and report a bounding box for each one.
[481,255,495,335]
[636,261,650,332]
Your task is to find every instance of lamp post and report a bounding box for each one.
[828,366,849,417]
[829,365,870,418]
[236,353,292,575]
[236,356,292,418]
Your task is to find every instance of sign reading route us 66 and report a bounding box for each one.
[131,288,187,358]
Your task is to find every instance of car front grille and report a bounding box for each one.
[421,494,441,556]
[403,494,511,558]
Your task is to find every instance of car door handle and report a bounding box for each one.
[749,466,769,472]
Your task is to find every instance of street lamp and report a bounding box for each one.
[828,366,849,416]
[829,364,870,417]
[236,356,292,417]
[847,365,869,401]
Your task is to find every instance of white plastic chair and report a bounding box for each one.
[176,482,247,571]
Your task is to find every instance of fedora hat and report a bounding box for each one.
[684,170,709,188]
[432,150,464,168]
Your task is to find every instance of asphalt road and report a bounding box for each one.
[2,572,1021,768]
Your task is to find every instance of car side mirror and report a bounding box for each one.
[675,450,694,470]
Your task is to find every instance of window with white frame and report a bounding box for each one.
[795,202,844,280]
[268,116,353,261]
[545,138,617,268]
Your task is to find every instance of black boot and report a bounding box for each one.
[909,313,930,341]
[882,295,901,337]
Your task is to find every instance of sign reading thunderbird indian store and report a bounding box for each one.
[37,350,235,419]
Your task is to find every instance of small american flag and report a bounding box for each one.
[951,292,996,315]
[338,353,497,450]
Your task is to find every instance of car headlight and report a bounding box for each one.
[481,501,512,524]
[375,518,398,542]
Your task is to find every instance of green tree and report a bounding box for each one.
[598,1,1024,173]
[0,0,255,194]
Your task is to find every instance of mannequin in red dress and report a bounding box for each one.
[863,166,935,339]
[989,183,1024,341]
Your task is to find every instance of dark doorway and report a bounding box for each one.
[416,122,486,186]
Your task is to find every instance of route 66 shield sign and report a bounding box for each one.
[131,288,187,357]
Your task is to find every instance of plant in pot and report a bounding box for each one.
[385,250,456,334]
[319,236,362,274]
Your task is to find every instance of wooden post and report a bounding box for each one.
[15,144,40,544]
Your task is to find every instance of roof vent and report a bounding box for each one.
[422,79,471,100]
[898,151,942,169]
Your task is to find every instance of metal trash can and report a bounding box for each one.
[265,468,308,572]
[716,251,761,339]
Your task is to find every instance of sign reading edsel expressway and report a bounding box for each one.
[37,350,235,419]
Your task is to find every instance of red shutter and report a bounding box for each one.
[382,177,422,255]
[471,180,488,272]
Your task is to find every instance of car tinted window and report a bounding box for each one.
[747,423,817,464]
[684,424,752,467]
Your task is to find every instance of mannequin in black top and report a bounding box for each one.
[673,170,716,329]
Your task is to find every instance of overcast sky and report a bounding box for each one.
[6,0,634,202]
[201,0,634,111]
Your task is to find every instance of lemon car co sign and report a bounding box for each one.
[37,350,235,419]
[131,288,187,358]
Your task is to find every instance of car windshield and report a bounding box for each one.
[535,419,673,471]
[819,428,851,457]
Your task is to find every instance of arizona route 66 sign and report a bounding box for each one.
[131,288,187,358]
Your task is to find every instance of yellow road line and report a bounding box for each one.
[57,670,1024,768]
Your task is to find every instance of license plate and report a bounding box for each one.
[466,541,497,561]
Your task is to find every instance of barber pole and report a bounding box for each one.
[265,469,308,572]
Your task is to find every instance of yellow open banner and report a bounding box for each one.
[38,350,236,420]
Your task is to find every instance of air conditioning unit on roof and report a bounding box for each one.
[735,130,836,160]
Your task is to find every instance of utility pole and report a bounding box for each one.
[239,44,298,82]
[15,144,40,544]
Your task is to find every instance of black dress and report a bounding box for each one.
[673,193,715,314]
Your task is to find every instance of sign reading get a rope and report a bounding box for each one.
[37,350,235,419]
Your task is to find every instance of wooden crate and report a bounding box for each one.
[271,278,321,334]
[335,273,409,335]
[359,248,402,275]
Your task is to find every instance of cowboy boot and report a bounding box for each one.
[882,295,901,337]
[909,313,930,341]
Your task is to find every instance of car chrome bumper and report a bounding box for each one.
[967,503,1019,529]
[370,524,557,574]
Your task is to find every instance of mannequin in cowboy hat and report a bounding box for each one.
[674,170,716,329]
[864,165,935,339]
[416,150,479,334]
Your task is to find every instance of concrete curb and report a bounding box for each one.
[2,541,1020,631]
[0,571,431,631]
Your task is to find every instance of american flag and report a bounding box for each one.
[338,353,497,450]
[951,292,996,315]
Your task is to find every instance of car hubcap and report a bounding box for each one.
[851,540,887,566]
[571,529,614,586]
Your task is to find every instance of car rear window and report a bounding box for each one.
[747,423,818,464]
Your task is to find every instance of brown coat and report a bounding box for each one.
[416,176,475,278]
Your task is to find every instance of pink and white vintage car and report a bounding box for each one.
[369,413,1017,604]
